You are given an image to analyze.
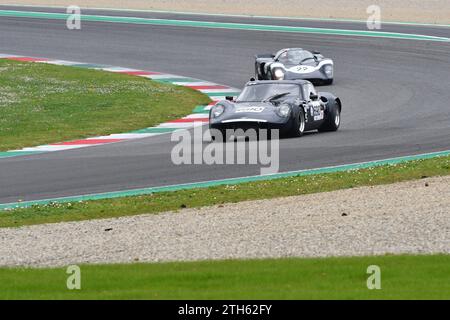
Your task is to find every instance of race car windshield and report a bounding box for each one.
[278,50,314,65]
[236,84,302,102]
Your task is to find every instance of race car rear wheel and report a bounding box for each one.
[318,99,341,132]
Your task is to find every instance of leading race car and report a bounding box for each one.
[209,80,341,139]
[255,48,334,85]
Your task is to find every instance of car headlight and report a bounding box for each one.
[273,68,285,80]
[212,104,225,118]
[277,104,291,118]
[324,65,333,77]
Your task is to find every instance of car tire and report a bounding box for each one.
[290,110,306,137]
[210,128,228,142]
[318,99,341,132]
[255,69,263,80]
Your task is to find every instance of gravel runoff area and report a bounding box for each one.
[7,0,450,24]
[0,176,449,267]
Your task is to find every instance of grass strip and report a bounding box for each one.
[0,255,448,299]
[0,59,210,151]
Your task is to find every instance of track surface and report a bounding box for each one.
[0,6,449,204]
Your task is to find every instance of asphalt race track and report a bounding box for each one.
[0,5,449,204]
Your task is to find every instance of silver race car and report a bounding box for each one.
[255,48,334,85]
[209,80,342,139]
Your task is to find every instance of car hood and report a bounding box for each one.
[212,101,288,124]
[283,60,317,68]
[230,102,277,115]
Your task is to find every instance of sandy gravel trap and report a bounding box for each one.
[0,176,449,267]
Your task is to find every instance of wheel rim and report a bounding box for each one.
[299,115,305,133]
[335,110,340,126]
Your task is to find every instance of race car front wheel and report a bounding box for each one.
[210,128,228,142]
[290,110,306,137]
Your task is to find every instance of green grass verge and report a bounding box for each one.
[2,155,450,228]
[0,255,448,299]
[0,60,210,151]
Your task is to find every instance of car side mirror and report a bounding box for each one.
[226,96,234,101]
[310,93,319,101]
[313,50,321,55]
[250,77,256,82]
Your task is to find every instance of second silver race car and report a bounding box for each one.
[255,48,334,85]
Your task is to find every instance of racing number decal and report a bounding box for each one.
[290,65,315,73]
[310,102,324,121]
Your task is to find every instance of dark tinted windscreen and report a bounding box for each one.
[278,50,314,65]
[237,84,301,102]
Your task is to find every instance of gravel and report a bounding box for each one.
[0,176,449,267]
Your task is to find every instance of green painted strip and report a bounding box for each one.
[2,149,449,210]
[70,63,108,69]
[155,78,199,83]
[192,105,210,114]
[0,10,449,42]
[0,151,44,158]
[127,10,450,29]
[130,127,179,134]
